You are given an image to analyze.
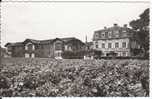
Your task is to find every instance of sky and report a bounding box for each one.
[1,1,150,47]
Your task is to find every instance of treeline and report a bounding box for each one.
[129,8,149,58]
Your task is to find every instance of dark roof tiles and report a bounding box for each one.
[95,25,132,33]
[5,37,83,47]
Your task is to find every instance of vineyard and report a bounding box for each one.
[0,58,149,97]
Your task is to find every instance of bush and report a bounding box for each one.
[0,58,149,97]
[61,51,85,59]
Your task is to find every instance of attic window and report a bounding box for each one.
[108,31,112,38]
[102,33,105,37]
[115,31,119,37]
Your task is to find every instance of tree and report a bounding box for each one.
[129,8,149,57]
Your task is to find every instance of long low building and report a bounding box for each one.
[93,24,141,57]
[5,37,85,59]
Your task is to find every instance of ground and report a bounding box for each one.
[0,58,149,97]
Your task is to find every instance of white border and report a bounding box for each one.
[1,0,151,98]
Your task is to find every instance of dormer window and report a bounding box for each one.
[115,31,119,37]
[108,31,112,38]
[102,33,105,37]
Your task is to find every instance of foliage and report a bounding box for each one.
[61,50,102,59]
[0,58,149,97]
[61,51,85,59]
[129,8,149,57]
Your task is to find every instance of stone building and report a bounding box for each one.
[5,37,85,59]
[93,24,140,57]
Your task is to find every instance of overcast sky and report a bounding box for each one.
[1,1,149,47]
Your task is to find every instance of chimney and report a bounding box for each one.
[124,24,127,28]
[113,23,118,27]
[85,35,87,43]
[104,26,107,29]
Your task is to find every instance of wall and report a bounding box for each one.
[11,46,25,57]
[93,38,131,56]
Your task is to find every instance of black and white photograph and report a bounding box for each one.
[0,0,150,97]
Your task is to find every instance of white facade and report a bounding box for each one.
[93,38,131,56]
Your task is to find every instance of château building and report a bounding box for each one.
[93,24,140,57]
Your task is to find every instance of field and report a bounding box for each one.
[0,58,149,97]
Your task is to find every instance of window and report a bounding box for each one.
[122,42,127,48]
[98,33,101,38]
[122,52,126,56]
[96,45,98,48]
[95,41,98,48]
[115,31,119,37]
[108,43,112,48]
[25,43,33,50]
[115,42,119,48]
[102,33,105,37]
[102,43,105,48]
[55,43,62,50]
[108,31,112,38]
[25,46,28,50]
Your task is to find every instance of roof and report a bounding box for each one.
[60,37,76,43]
[93,24,134,40]
[23,38,54,44]
[5,37,84,47]
[23,39,40,44]
[5,42,23,47]
[95,25,132,33]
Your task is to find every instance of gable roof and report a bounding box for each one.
[23,38,55,45]
[5,37,84,47]
[5,42,23,47]
[60,37,76,43]
[23,39,40,44]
